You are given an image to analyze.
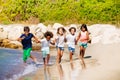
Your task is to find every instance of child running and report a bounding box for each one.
[77,24,89,68]
[55,27,66,64]
[66,27,77,62]
[18,26,39,64]
[39,31,54,66]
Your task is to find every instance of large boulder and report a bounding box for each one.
[0,25,8,39]
[7,25,23,40]
[69,24,77,29]
[88,24,120,44]
[52,23,64,30]
[29,25,36,34]
[36,23,47,33]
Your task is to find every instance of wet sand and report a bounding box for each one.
[19,43,120,80]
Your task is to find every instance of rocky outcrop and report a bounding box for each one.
[0,23,120,50]
[88,24,120,44]
[0,39,20,49]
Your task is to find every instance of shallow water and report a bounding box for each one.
[0,48,56,80]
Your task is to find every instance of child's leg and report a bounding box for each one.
[43,58,46,65]
[56,48,61,64]
[70,52,73,62]
[59,47,64,63]
[69,47,75,62]
[79,46,86,69]
[80,59,86,69]
[23,49,27,63]
[30,55,37,63]
[46,54,50,65]
[82,48,86,58]
[25,48,37,63]
[60,50,63,59]
[23,48,32,63]
[79,46,84,58]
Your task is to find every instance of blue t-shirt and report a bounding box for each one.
[20,33,34,49]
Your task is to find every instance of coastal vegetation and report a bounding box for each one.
[0,0,119,25]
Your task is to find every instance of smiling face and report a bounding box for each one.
[46,36,51,41]
[81,27,86,32]
[58,28,64,35]
[70,28,75,35]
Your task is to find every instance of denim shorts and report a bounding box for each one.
[68,47,75,53]
[79,42,88,48]
[56,46,64,51]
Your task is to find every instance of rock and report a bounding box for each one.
[8,26,23,40]
[37,23,47,33]
[0,31,8,39]
[0,25,8,39]
[0,39,21,49]
[2,39,10,43]
[0,39,3,46]
[10,41,22,46]
[69,24,77,29]
[89,24,120,44]
[8,43,19,49]
[35,31,44,39]
[53,23,64,30]
[29,25,36,34]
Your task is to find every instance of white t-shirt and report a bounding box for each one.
[56,35,65,47]
[66,34,76,48]
[40,38,51,50]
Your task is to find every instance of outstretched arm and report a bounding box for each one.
[33,36,40,43]
[50,40,55,45]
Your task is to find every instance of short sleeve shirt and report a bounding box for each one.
[40,38,51,50]
[56,35,65,47]
[20,33,34,49]
[66,34,76,48]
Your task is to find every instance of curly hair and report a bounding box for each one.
[57,27,66,34]
[44,31,53,38]
[69,27,76,32]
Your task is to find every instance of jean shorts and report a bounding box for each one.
[68,47,75,53]
[56,46,64,51]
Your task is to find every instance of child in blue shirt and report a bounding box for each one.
[18,26,39,64]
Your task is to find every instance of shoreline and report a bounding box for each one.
[18,42,120,80]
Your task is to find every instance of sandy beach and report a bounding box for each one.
[19,42,120,80]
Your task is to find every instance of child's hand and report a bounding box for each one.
[21,36,25,40]
[75,40,77,45]
[36,40,40,43]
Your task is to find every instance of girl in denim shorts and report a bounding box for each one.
[55,27,66,64]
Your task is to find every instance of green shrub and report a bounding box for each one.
[0,0,119,25]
